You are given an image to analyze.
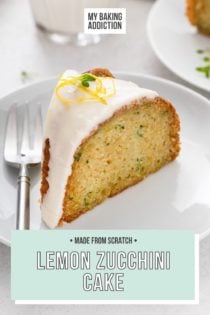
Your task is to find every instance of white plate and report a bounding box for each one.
[1,73,210,246]
[147,0,210,92]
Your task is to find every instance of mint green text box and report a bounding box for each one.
[11,230,197,301]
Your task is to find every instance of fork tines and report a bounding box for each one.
[4,104,43,165]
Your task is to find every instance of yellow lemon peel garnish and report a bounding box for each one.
[55,73,116,106]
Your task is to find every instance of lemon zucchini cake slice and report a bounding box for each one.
[40,68,180,228]
[186,0,210,35]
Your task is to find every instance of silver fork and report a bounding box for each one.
[4,105,43,230]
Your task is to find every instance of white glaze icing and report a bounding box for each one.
[41,70,159,228]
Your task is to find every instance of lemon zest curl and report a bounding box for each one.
[55,73,116,106]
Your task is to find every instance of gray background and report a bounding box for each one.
[0,0,209,314]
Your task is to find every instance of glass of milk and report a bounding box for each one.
[30,0,119,46]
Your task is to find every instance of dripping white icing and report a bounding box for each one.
[41,70,158,228]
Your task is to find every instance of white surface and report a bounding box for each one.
[147,0,210,92]
[0,0,210,314]
[1,73,210,246]
[42,71,158,228]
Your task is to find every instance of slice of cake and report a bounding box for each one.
[40,68,180,228]
[186,0,210,35]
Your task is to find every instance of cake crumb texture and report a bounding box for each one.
[61,97,180,223]
[87,68,114,78]
[40,138,50,202]
[186,0,210,35]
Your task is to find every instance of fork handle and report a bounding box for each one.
[16,164,30,230]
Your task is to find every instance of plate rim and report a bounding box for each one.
[0,235,10,247]
[0,72,210,247]
[147,0,210,93]
[0,71,209,105]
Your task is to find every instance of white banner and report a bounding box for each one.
[84,8,126,34]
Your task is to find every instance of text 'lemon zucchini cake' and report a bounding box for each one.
[40,68,180,229]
